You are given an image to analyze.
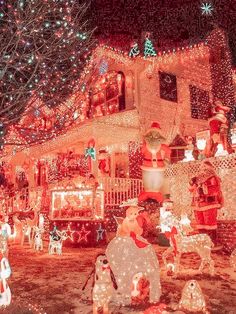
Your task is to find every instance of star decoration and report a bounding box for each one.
[77,225,91,243]
[200,2,213,15]
[96,223,105,241]
[63,224,76,242]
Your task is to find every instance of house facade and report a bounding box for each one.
[2,30,236,212]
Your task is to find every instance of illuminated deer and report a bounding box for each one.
[13,207,40,246]
[160,212,215,275]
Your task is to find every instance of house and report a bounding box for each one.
[3,29,236,210]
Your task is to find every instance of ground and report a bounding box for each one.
[2,239,236,314]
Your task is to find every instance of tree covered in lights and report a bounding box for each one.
[144,36,156,57]
[0,0,95,133]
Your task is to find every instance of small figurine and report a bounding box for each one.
[131,272,150,305]
[179,280,208,313]
[48,228,67,255]
[207,100,234,157]
[33,227,43,251]
[0,256,11,307]
[82,254,117,314]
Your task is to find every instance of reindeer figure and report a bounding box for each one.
[161,214,215,275]
[48,230,67,255]
[13,207,40,246]
[33,227,43,251]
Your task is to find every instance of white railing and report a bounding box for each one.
[98,177,143,206]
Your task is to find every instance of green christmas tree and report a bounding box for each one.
[144,38,157,57]
[129,42,140,57]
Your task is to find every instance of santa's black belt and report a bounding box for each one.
[144,158,163,162]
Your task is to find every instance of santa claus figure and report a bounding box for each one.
[98,149,110,176]
[189,160,223,248]
[139,122,171,203]
[207,100,234,157]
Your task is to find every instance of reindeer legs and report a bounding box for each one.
[162,246,173,268]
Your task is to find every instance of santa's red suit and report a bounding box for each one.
[189,161,223,234]
[141,142,171,169]
[208,102,234,156]
[139,122,171,203]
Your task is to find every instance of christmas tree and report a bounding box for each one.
[129,42,140,57]
[144,37,157,57]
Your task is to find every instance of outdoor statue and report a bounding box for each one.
[106,199,161,306]
[82,254,117,314]
[188,160,223,249]
[206,100,234,157]
[139,122,171,203]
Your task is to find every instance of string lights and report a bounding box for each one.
[0,0,95,138]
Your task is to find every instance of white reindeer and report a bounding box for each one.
[33,227,44,251]
[160,212,215,275]
[13,207,40,246]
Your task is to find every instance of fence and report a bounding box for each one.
[164,153,236,220]
[99,177,143,206]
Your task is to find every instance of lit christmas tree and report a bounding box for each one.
[129,42,140,57]
[144,37,157,57]
[0,0,95,131]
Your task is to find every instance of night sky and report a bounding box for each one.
[90,0,236,64]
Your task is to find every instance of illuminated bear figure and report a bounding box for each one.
[106,200,161,306]
[179,280,208,313]
[139,122,171,203]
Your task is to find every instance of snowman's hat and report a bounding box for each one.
[163,199,173,204]
[150,122,161,129]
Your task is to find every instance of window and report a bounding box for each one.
[88,71,125,118]
[159,71,177,102]
[190,85,210,120]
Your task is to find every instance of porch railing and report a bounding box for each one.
[98,177,143,207]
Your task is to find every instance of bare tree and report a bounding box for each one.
[0,0,95,138]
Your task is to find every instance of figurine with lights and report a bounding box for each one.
[206,100,234,157]
[82,253,117,314]
[131,272,150,305]
[139,122,171,203]
[0,254,11,307]
[157,199,179,247]
[98,150,110,176]
[144,33,157,57]
[106,198,161,306]
[48,226,67,255]
[189,160,224,248]
[0,216,11,257]
[33,227,43,251]
[179,280,208,313]
[129,41,140,58]
[160,200,215,275]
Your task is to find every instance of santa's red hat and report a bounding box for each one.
[144,122,165,139]
[150,122,161,129]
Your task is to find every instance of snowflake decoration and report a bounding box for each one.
[200,2,213,15]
